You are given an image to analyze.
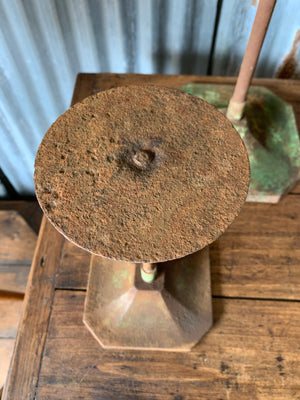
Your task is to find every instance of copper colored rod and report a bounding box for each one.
[227,0,276,120]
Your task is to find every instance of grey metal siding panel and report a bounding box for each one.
[255,0,300,78]
[212,0,300,77]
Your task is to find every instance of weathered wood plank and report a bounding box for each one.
[211,195,300,299]
[0,211,37,265]
[56,195,300,300]
[0,201,42,235]
[2,218,64,400]
[0,209,37,294]
[71,73,96,105]
[0,340,15,396]
[37,290,300,400]
[0,301,22,338]
[55,240,89,290]
[74,73,300,110]
[0,265,31,293]
[0,301,22,392]
[0,293,23,301]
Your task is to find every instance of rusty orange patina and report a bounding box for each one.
[34,85,249,263]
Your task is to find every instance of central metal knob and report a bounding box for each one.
[131,149,155,171]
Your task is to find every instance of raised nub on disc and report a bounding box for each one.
[129,148,156,171]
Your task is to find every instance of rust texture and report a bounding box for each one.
[35,85,250,263]
[227,0,276,120]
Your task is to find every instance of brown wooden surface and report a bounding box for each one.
[37,291,300,400]
[0,265,31,294]
[0,206,39,395]
[0,209,37,294]
[0,211,37,266]
[3,74,300,400]
[0,301,22,394]
[2,218,64,400]
[0,201,43,235]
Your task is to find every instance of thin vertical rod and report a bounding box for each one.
[227,0,276,120]
[139,263,157,283]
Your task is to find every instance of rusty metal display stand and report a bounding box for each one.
[34,85,249,351]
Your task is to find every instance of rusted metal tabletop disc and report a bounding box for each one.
[34,85,250,263]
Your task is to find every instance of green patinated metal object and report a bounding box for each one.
[182,84,300,203]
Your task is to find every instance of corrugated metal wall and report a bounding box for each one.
[0,0,299,197]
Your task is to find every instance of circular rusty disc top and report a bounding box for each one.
[35,85,250,263]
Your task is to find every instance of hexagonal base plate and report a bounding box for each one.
[182,84,300,203]
[84,248,212,351]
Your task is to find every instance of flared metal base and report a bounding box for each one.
[83,248,212,351]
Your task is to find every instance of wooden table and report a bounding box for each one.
[3,74,300,400]
[0,201,42,397]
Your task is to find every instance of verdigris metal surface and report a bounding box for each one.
[183,84,300,203]
[34,85,250,263]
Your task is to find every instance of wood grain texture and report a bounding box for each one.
[0,265,31,294]
[0,201,43,235]
[2,218,64,400]
[74,73,300,107]
[0,301,23,338]
[0,209,37,294]
[0,204,39,392]
[0,340,15,396]
[0,211,37,265]
[211,195,300,299]
[0,301,22,392]
[56,240,89,290]
[36,290,300,400]
[72,73,97,104]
